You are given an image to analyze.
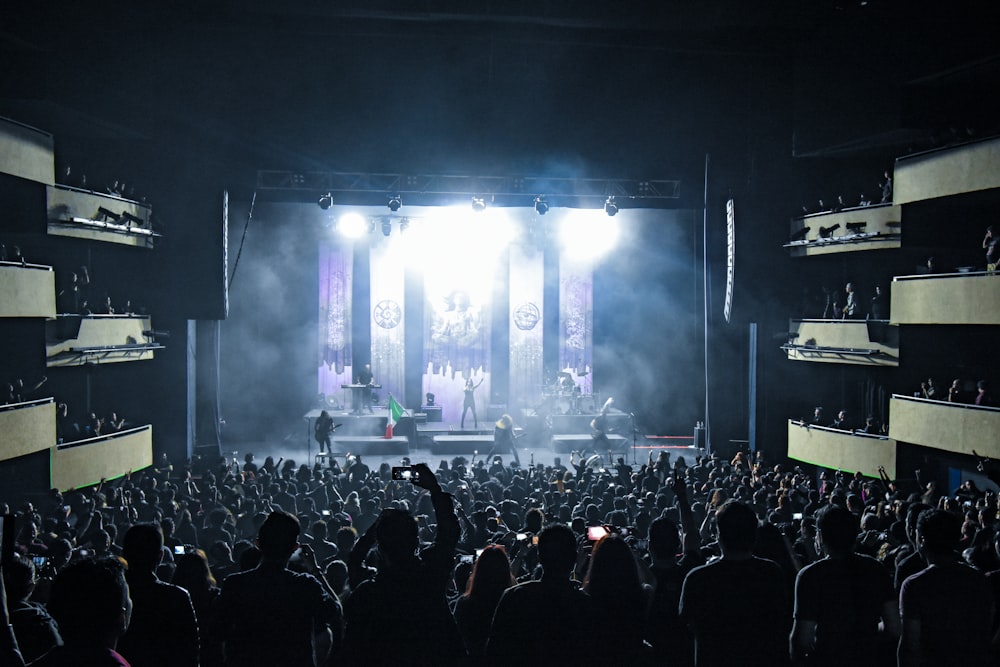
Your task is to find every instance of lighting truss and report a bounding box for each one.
[256,170,681,206]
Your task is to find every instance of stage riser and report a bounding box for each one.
[339,416,388,437]
[430,435,494,456]
[552,434,627,453]
[333,437,408,457]
[545,413,632,435]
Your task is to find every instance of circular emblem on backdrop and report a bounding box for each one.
[513,302,540,330]
[373,300,402,329]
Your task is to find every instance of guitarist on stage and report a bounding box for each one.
[491,414,521,467]
[314,409,336,454]
[590,397,615,454]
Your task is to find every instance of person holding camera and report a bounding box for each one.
[342,463,464,666]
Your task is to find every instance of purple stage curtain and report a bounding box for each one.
[559,256,593,395]
[318,242,352,402]
[370,239,406,406]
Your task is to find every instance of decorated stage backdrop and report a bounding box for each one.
[509,244,544,416]
[317,242,352,406]
[370,238,406,405]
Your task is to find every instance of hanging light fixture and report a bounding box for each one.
[534,196,549,215]
[604,196,619,217]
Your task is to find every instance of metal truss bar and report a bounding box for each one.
[256,170,681,200]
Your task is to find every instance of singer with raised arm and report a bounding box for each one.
[460,377,484,430]
[491,414,521,467]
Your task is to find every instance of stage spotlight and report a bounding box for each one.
[338,212,367,239]
[604,196,619,217]
[96,206,121,222]
[121,212,144,228]
[318,192,333,210]
[534,196,549,215]
[818,223,841,239]
[845,221,867,233]
[387,194,402,212]
[381,219,392,237]
[471,196,487,212]
[399,217,410,233]
[789,227,810,242]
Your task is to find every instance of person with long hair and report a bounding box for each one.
[460,377,484,430]
[172,550,224,667]
[454,545,515,659]
[583,533,651,664]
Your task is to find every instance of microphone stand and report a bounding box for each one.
[631,412,638,465]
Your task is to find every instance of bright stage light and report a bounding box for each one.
[559,209,619,261]
[399,206,517,297]
[337,212,368,238]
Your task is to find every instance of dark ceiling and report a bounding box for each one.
[1,1,997,200]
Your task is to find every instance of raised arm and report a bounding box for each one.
[412,463,459,551]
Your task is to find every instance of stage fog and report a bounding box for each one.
[218,200,705,444]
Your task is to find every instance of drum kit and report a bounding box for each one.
[535,371,596,416]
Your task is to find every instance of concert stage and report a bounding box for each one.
[300,407,704,463]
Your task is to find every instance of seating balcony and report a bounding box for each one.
[785,204,901,257]
[894,135,1000,204]
[0,116,54,185]
[889,394,1000,459]
[891,272,1000,325]
[782,318,898,366]
[46,314,163,367]
[0,398,56,462]
[0,262,56,318]
[47,185,158,248]
[51,425,153,490]
[787,419,896,478]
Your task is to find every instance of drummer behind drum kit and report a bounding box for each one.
[536,371,596,415]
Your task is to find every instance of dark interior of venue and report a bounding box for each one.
[2,2,1000,665]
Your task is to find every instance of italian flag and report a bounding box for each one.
[386,395,406,438]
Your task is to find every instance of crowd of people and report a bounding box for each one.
[3,446,1000,666]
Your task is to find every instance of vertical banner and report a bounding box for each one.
[423,265,491,429]
[725,197,735,323]
[317,241,352,404]
[509,245,544,415]
[370,240,406,406]
[559,256,593,396]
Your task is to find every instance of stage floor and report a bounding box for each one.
[211,414,704,473]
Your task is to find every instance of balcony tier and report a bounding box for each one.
[894,136,1000,205]
[787,420,896,478]
[891,273,1000,325]
[889,394,1000,458]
